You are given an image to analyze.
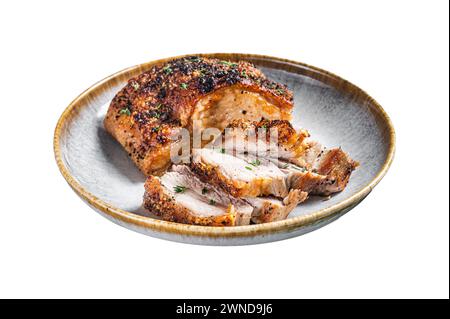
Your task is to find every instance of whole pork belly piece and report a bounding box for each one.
[245,190,308,224]
[104,56,293,176]
[191,148,289,198]
[143,170,253,226]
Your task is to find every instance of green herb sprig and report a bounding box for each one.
[119,108,131,116]
[174,185,187,193]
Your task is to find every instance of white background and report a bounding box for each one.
[0,0,448,299]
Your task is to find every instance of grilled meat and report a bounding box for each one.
[107,57,358,226]
[245,190,308,224]
[144,165,308,225]
[218,118,310,161]
[215,119,358,195]
[191,148,289,198]
[104,56,293,176]
[143,169,254,226]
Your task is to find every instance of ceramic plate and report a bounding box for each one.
[54,53,395,245]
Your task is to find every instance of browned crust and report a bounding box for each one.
[313,148,359,195]
[143,176,236,226]
[190,159,288,198]
[104,56,293,176]
[190,161,247,198]
[287,170,330,193]
[252,190,308,224]
[225,119,310,154]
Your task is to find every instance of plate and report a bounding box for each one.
[54,53,395,245]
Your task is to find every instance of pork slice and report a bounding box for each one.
[245,190,308,224]
[310,147,359,195]
[171,165,253,225]
[216,119,309,163]
[281,143,358,195]
[143,171,252,226]
[191,148,289,198]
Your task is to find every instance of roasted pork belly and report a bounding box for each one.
[104,56,293,176]
[107,58,358,226]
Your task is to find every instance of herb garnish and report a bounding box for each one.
[245,166,253,171]
[276,88,284,95]
[163,65,173,74]
[220,148,226,154]
[250,159,261,166]
[180,83,188,90]
[241,70,248,78]
[131,82,140,90]
[202,188,209,195]
[119,108,131,116]
[219,60,237,67]
[174,185,187,193]
[290,165,306,172]
[151,111,161,119]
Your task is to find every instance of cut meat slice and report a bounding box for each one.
[171,165,253,223]
[283,152,357,196]
[191,148,289,198]
[245,190,308,224]
[217,119,310,162]
[310,147,358,194]
[143,170,253,226]
[282,164,329,193]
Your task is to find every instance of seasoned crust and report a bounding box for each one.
[190,155,289,198]
[224,118,310,157]
[249,190,308,224]
[190,160,246,198]
[143,176,236,226]
[104,56,294,176]
[312,148,359,195]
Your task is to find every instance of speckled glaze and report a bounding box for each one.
[54,53,395,245]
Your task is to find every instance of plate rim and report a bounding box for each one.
[53,53,396,238]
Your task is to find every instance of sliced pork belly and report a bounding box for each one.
[171,165,253,222]
[217,119,309,162]
[191,148,289,198]
[143,170,253,226]
[245,190,308,224]
[282,146,357,196]
[309,147,358,194]
[282,164,329,193]
[214,119,358,196]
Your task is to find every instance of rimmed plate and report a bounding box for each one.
[54,53,395,245]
